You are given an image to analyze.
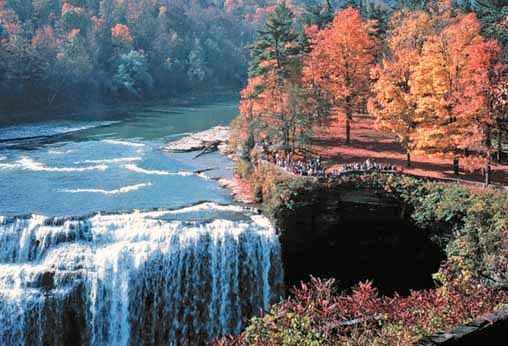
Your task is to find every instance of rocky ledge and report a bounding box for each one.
[415,308,508,345]
[162,126,230,155]
[217,177,255,204]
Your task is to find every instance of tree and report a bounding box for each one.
[303,7,375,144]
[239,1,310,152]
[113,49,153,98]
[302,0,334,29]
[457,40,503,184]
[410,13,489,175]
[187,37,208,84]
[369,9,433,167]
[111,23,132,47]
[61,2,91,33]
[247,1,300,84]
[490,68,508,163]
[473,0,508,53]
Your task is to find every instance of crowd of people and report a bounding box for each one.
[330,159,401,176]
[267,152,327,177]
[264,151,400,178]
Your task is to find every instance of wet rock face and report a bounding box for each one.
[22,282,90,346]
[275,184,445,295]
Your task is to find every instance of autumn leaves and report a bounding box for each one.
[304,8,375,145]
[371,5,506,180]
[239,1,507,182]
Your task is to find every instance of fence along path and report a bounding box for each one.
[259,160,508,191]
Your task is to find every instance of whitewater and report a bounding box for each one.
[0,100,283,345]
[0,204,283,345]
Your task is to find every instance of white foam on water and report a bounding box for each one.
[123,163,194,176]
[77,157,142,164]
[0,157,107,172]
[61,183,152,195]
[0,162,19,170]
[0,121,120,141]
[0,203,283,345]
[48,150,73,155]
[165,202,247,215]
[102,140,145,148]
[164,132,192,139]
[0,156,6,161]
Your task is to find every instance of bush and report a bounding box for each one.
[215,263,508,345]
[227,167,508,344]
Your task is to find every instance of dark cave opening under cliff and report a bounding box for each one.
[279,191,446,296]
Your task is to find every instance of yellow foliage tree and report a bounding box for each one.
[410,13,489,175]
[368,9,435,167]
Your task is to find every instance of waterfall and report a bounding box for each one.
[0,204,284,346]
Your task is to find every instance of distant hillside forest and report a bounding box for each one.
[0,0,352,112]
[0,0,257,111]
[0,0,425,112]
[1,0,505,113]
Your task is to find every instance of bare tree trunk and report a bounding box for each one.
[345,116,351,144]
[485,158,491,186]
[453,158,459,176]
[485,126,492,186]
[497,129,502,163]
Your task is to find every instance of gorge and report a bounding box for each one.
[275,180,445,295]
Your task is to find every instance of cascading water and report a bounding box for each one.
[0,203,284,346]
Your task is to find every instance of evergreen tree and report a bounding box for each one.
[302,0,334,29]
[240,1,326,153]
[247,1,300,84]
[473,0,508,51]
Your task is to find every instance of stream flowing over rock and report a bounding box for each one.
[0,203,283,346]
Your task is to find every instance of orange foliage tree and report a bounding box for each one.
[303,7,375,144]
[368,9,434,167]
[459,40,506,183]
[410,13,494,175]
[111,23,133,47]
[237,2,325,155]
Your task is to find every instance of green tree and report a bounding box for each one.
[247,1,300,83]
[240,1,329,153]
[187,37,208,84]
[473,0,508,52]
[113,49,153,98]
[302,0,334,29]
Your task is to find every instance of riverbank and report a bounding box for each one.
[0,90,239,126]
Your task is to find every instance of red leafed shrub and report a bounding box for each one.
[214,262,508,345]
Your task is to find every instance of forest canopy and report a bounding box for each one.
[233,0,508,182]
[0,0,263,111]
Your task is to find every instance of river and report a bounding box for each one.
[0,100,284,345]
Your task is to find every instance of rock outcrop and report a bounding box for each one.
[415,309,508,346]
[271,179,445,295]
[162,126,230,154]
